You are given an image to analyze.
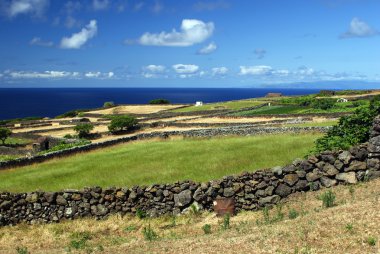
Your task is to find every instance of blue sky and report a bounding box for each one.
[0,0,379,88]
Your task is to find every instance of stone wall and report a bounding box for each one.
[0,116,378,226]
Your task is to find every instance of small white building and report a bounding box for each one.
[337,98,348,103]
[195,101,203,107]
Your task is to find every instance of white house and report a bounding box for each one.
[195,101,203,106]
[337,98,348,103]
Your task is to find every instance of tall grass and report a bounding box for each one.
[0,133,321,192]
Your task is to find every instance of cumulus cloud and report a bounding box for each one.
[239,66,273,75]
[60,20,97,49]
[197,42,217,54]
[212,67,228,75]
[144,65,166,73]
[4,0,49,18]
[29,37,53,47]
[138,19,214,47]
[172,64,199,74]
[92,0,109,11]
[254,48,267,59]
[340,17,379,39]
[9,71,72,79]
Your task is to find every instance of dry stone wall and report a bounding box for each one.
[0,116,379,226]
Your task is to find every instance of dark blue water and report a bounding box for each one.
[0,88,320,120]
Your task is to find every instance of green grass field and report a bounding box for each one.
[283,120,338,128]
[0,133,322,192]
[172,100,267,112]
[4,137,31,146]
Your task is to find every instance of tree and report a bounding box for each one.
[108,115,137,134]
[149,99,170,105]
[74,123,94,138]
[103,101,115,108]
[0,127,12,145]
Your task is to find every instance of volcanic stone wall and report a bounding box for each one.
[0,116,379,226]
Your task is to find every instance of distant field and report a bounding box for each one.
[172,100,267,112]
[0,133,322,192]
[283,120,338,128]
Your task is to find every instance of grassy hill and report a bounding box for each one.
[2,174,379,253]
[0,133,321,192]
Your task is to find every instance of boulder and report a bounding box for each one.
[323,163,339,176]
[56,195,67,206]
[320,176,337,188]
[223,188,234,197]
[25,193,38,203]
[367,158,380,170]
[275,184,292,197]
[174,190,192,207]
[336,172,357,184]
[272,166,283,176]
[306,170,321,182]
[283,174,299,186]
[345,161,367,172]
[338,151,353,165]
[258,195,281,206]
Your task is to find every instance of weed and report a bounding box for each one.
[202,224,212,234]
[367,236,376,246]
[288,208,299,219]
[221,213,230,230]
[349,186,355,199]
[124,225,137,232]
[69,231,92,250]
[345,223,354,232]
[262,207,270,224]
[16,247,29,254]
[136,209,147,219]
[274,204,284,222]
[189,203,201,216]
[320,190,336,208]
[143,223,158,241]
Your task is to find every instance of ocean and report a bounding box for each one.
[0,88,320,120]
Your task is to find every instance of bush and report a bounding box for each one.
[314,97,380,153]
[311,98,335,110]
[149,99,170,105]
[202,224,212,234]
[108,115,137,134]
[320,190,336,208]
[56,109,89,119]
[74,123,94,138]
[0,127,12,145]
[103,101,115,108]
[288,208,299,219]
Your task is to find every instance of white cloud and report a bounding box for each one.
[5,0,49,18]
[212,67,228,75]
[108,72,114,78]
[138,19,214,47]
[144,65,166,73]
[273,69,289,76]
[340,17,379,38]
[198,42,217,54]
[9,71,72,79]
[92,0,109,11]
[60,20,97,49]
[239,66,273,75]
[295,66,314,76]
[254,48,267,59]
[172,64,199,74]
[29,37,53,47]
[84,71,114,79]
[85,71,101,78]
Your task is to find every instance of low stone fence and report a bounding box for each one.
[0,126,329,170]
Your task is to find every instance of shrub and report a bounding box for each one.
[0,127,12,145]
[103,101,115,108]
[320,190,336,208]
[74,123,94,138]
[311,98,335,110]
[37,140,90,155]
[108,115,137,134]
[367,236,377,246]
[149,99,170,105]
[314,97,380,153]
[202,224,212,234]
[63,134,74,139]
[288,208,299,219]
[143,223,158,241]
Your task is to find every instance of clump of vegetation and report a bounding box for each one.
[136,208,147,219]
[38,140,90,155]
[320,190,336,208]
[288,208,299,219]
[74,123,94,138]
[314,95,380,153]
[0,127,12,145]
[345,223,354,233]
[149,98,170,105]
[63,134,74,139]
[367,236,377,246]
[221,213,231,230]
[56,109,88,119]
[103,101,115,108]
[15,246,29,254]
[311,98,336,110]
[69,231,92,250]
[142,223,158,241]
[108,115,137,134]
[202,224,212,234]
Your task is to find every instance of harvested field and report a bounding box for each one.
[87,105,187,115]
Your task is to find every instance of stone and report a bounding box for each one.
[345,161,367,172]
[283,174,299,186]
[336,172,357,184]
[283,165,296,173]
[193,188,203,201]
[367,158,380,170]
[56,195,67,206]
[307,155,319,164]
[306,170,321,182]
[323,163,339,176]
[43,192,57,203]
[272,166,283,176]
[223,187,234,197]
[294,180,309,191]
[95,204,108,216]
[295,170,306,178]
[264,186,275,196]
[334,160,344,171]
[25,193,38,203]
[339,151,353,165]
[292,158,303,167]
[368,136,380,153]
[129,191,137,200]
[320,176,337,188]
[174,190,192,207]
[366,170,380,180]
[275,184,292,197]
[315,161,325,169]
[65,207,73,217]
[321,154,336,164]
[0,200,12,210]
[299,161,313,171]
[116,191,126,199]
[71,193,82,201]
[182,201,203,214]
[258,195,281,206]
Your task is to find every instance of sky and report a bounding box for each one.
[0,0,379,88]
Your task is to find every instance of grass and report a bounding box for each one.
[1,176,380,253]
[0,133,321,192]
[3,137,31,146]
[283,120,338,128]
[0,155,20,162]
[172,99,267,112]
